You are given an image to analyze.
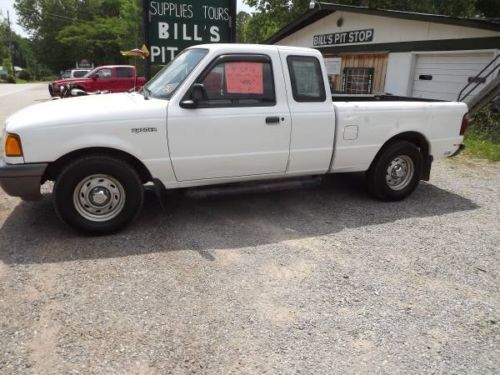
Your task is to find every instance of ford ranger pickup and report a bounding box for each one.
[1,44,468,233]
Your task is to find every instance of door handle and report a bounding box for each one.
[266,116,281,125]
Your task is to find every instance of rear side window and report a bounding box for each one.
[116,67,134,78]
[287,56,326,102]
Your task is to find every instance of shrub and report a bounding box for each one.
[17,69,32,81]
[6,74,16,83]
[40,75,59,82]
[470,107,500,143]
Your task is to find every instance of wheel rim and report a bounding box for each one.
[73,174,126,222]
[385,155,414,191]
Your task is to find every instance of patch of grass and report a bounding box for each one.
[464,129,500,162]
[463,108,500,162]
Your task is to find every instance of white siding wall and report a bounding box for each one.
[276,11,499,49]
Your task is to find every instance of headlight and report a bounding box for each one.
[5,133,23,157]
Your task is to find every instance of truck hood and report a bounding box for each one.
[52,77,91,86]
[5,93,167,133]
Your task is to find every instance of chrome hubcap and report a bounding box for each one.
[385,155,414,191]
[73,175,126,222]
[89,187,111,206]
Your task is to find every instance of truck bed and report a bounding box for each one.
[332,94,444,102]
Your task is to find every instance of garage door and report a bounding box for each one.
[412,52,495,101]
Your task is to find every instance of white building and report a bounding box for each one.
[266,3,500,101]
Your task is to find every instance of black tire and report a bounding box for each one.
[53,155,144,234]
[366,140,423,201]
[73,86,88,96]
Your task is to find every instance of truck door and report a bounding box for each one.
[167,53,292,182]
[92,68,113,91]
[277,52,336,175]
[115,67,135,92]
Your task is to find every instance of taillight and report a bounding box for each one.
[460,113,470,136]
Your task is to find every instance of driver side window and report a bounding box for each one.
[96,68,112,79]
[197,57,276,107]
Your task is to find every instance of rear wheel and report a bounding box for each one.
[366,141,423,201]
[54,155,144,234]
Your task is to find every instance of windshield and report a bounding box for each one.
[84,67,100,78]
[143,48,208,100]
[73,70,89,78]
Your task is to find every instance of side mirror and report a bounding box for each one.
[180,83,205,109]
[92,75,97,80]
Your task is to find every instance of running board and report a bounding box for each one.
[185,176,323,199]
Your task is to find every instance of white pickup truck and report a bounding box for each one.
[1,44,468,233]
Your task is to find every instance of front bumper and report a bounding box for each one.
[0,159,48,201]
[48,83,63,96]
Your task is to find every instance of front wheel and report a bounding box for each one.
[366,141,423,201]
[54,155,144,234]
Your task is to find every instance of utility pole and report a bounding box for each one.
[6,11,15,77]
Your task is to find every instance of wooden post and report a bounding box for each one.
[142,0,151,82]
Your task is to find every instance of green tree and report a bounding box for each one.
[0,19,10,64]
[236,11,251,43]
[476,0,500,17]
[244,0,309,43]
[1,17,38,78]
[14,0,142,72]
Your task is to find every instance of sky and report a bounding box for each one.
[0,0,26,36]
[0,0,255,38]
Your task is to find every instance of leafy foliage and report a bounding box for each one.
[14,0,142,72]
[17,69,32,80]
[463,107,500,161]
[471,107,500,144]
[1,57,12,75]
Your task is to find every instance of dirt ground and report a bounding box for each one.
[0,84,499,374]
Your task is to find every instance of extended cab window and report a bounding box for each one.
[287,56,326,102]
[116,67,134,78]
[197,57,275,107]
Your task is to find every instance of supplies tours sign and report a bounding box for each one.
[144,0,236,65]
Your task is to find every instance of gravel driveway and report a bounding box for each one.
[0,154,499,374]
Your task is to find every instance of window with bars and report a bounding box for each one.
[341,67,374,94]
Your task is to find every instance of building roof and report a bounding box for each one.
[265,2,500,44]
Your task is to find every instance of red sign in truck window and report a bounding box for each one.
[225,62,264,95]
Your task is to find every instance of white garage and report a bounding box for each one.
[412,52,496,101]
[266,3,500,102]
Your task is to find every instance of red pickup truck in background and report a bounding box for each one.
[49,65,146,97]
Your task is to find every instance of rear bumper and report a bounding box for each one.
[451,144,465,157]
[0,159,48,201]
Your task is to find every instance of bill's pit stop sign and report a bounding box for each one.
[144,0,236,65]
